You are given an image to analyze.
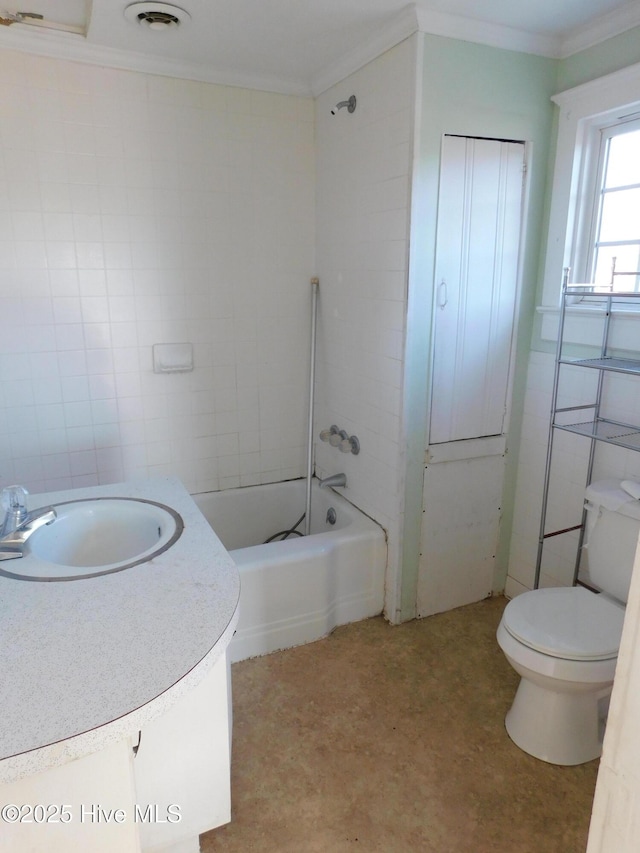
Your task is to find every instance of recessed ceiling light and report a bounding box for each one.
[124,2,191,31]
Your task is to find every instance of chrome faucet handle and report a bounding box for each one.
[1,485,29,536]
[2,485,28,512]
[0,504,56,558]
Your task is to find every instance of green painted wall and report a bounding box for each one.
[400,34,557,615]
[558,25,640,92]
[402,26,640,615]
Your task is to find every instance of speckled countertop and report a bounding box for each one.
[0,477,240,785]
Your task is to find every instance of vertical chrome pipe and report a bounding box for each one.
[534,267,569,589]
[305,278,319,536]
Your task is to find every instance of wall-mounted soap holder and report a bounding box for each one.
[152,342,193,374]
[319,425,360,455]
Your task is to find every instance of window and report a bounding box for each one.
[540,62,640,312]
[589,120,640,292]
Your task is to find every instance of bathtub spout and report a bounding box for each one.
[318,473,347,489]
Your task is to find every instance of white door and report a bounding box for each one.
[429,135,525,445]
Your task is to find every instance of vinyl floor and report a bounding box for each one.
[202,597,598,853]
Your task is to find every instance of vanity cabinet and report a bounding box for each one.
[0,652,232,853]
[0,477,240,853]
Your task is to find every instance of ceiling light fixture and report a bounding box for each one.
[124,2,191,31]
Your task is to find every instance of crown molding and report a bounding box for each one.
[309,2,563,96]
[560,1,640,59]
[0,24,311,96]
[3,2,640,100]
[310,3,419,96]
[415,7,560,58]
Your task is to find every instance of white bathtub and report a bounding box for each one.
[193,479,387,662]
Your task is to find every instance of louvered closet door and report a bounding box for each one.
[429,135,525,445]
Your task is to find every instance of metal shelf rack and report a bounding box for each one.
[534,269,640,588]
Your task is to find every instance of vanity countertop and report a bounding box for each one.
[0,477,240,785]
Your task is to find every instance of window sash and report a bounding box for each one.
[587,118,640,293]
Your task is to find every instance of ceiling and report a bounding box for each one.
[0,0,639,95]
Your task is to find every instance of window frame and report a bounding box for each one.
[580,117,640,293]
[540,61,640,311]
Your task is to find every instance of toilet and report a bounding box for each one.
[497,478,640,765]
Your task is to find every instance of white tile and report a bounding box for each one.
[93,424,121,450]
[115,373,142,398]
[91,399,119,424]
[69,184,100,215]
[75,242,104,270]
[69,450,98,477]
[72,213,102,242]
[10,430,41,458]
[41,452,72,479]
[109,323,137,348]
[60,376,90,403]
[47,243,78,270]
[1,53,317,512]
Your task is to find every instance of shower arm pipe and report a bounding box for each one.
[305,277,320,536]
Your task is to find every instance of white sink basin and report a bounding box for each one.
[13,498,183,581]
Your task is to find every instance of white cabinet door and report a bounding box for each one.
[429,135,525,445]
[0,741,141,853]
[132,652,232,852]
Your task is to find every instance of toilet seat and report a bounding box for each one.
[503,586,624,661]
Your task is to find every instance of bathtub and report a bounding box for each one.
[193,479,387,662]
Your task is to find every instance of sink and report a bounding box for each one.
[6,498,183,581]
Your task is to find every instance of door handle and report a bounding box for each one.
[438,279,448,309]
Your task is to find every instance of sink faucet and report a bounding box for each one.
[318,473,347,489]
[0,485,56,561]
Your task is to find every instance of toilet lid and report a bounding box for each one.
[502,587,625,661]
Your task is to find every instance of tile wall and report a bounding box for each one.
[314,38,416,616]
[0,49,315,495]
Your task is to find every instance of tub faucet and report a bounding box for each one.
[318,473,347,489]
[0,485,56,561]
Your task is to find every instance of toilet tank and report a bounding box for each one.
[584,479,640,604]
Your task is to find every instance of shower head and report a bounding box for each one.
[331,95,356,115]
